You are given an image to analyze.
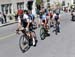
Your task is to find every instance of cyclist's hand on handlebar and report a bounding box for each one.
[16,29,20,35]
[26,27,29,31]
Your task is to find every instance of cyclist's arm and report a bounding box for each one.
[45,18,47,24]
[52,14,56,21]
[26,18,30,28]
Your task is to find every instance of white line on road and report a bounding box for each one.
[0,33,16,40]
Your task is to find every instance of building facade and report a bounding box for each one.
[0,0,75,14]
[0,0,36,15]
[49,0,74,6]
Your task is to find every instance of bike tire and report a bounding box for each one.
[40,28,45,40]
[55,21,60,35]
[19,35,30,53]
[55,23,58,35]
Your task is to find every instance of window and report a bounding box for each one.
[73,0,75,4]
[17,2,24,10]
[1,4,12,14]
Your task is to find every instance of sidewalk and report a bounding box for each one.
[0,19,18,27]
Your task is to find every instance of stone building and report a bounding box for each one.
[0,0,75,15]
[0,0,36,15]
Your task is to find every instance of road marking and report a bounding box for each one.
[0,33,16,40]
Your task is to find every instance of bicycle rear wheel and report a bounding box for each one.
[19,35,30,53]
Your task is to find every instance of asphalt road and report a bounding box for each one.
[0,12,75,57]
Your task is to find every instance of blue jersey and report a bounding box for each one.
[29,14,35,20]
[41,14,46,20]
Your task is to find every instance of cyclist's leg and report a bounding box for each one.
[37,18,40,27]
[31,31,36,46]
[29,23,36,45]
[43,19,50,36]
[52,19,57,32]
[57,20,60,32]
[50,17,52,25]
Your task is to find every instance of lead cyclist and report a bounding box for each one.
[39,9,50,36]
[16,10,36,46]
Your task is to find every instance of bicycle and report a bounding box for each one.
[40,25,49,40]
[54,20,60,35]
[16,28,37,53]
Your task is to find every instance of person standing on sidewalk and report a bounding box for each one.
[0,12,4,24]
[13,11,18,21]
[3,13,7,23]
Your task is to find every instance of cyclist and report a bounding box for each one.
[17,10,29,32]
[28,10,37,29]
[16,10,36,46]
[53,12,60,33]
[39,8,50,36]
[28,10,35,22]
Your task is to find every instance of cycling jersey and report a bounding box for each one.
[28,14,35,21]
[41,14,46,20]
[18,14,33,31]
[53,13,60,21]
[23,14,32,23]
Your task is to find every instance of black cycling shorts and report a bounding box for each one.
[42,20,45,23]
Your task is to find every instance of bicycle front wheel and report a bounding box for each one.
[55,22,59,35]
[40,28,45,40]
[19,35,30,53]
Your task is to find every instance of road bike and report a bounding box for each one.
[40,25,49,40]
[16,28,37,53]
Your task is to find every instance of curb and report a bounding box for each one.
[0,22,18,27]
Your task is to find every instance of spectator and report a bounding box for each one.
[14,12,18,21]
[3,13,7,23]
[0,12,4,24]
